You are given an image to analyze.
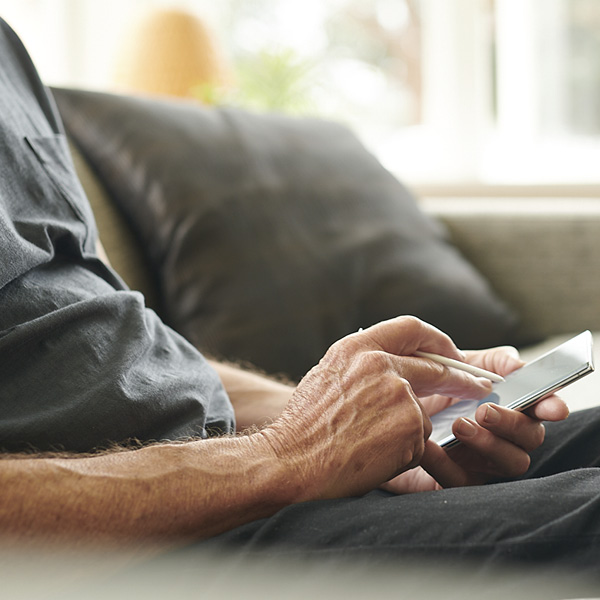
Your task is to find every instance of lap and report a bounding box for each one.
[203,408,600,575]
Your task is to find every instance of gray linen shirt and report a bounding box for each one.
[0,18,234,452]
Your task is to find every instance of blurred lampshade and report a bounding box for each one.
[112,9,233,101]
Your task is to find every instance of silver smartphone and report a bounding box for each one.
[430,330,595,449]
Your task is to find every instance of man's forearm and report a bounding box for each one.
[0,435,297,545]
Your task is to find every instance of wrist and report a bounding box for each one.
[245,427,312,508]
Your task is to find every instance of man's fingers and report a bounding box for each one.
[420,440,473,488]
[465,346,525,377]
[357,316,465,361]
[353,317,496,403]
[388,355,493,401]
[525,395,570,422]
[453,417,533,477]
[474,403,547,452]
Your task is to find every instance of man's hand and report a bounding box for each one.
[382,346,570,494]
[259,317,495,501]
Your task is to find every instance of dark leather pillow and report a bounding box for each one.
[53,88,518,381]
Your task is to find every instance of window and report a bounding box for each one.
[1,0,599,189]
[487,0,600,184]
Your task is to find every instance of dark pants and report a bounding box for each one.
[203,407,600,576]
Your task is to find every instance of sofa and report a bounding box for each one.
[52,87,600,413]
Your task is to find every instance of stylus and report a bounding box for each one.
[413,351,505,383]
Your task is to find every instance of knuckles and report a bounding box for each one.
[303,325,433,491]
[326,339,429,440]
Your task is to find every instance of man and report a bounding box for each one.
[0,17,598,574]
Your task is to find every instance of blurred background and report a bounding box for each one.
[2,0,599,194]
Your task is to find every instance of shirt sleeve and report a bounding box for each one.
[0,261,235,452]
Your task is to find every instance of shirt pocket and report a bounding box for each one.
[25,133,97,251]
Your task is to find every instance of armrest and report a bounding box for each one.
[422,198,600,342]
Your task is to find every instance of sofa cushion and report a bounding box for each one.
[53,87,518,381]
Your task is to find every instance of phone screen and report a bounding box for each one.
[431,331,594,448]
